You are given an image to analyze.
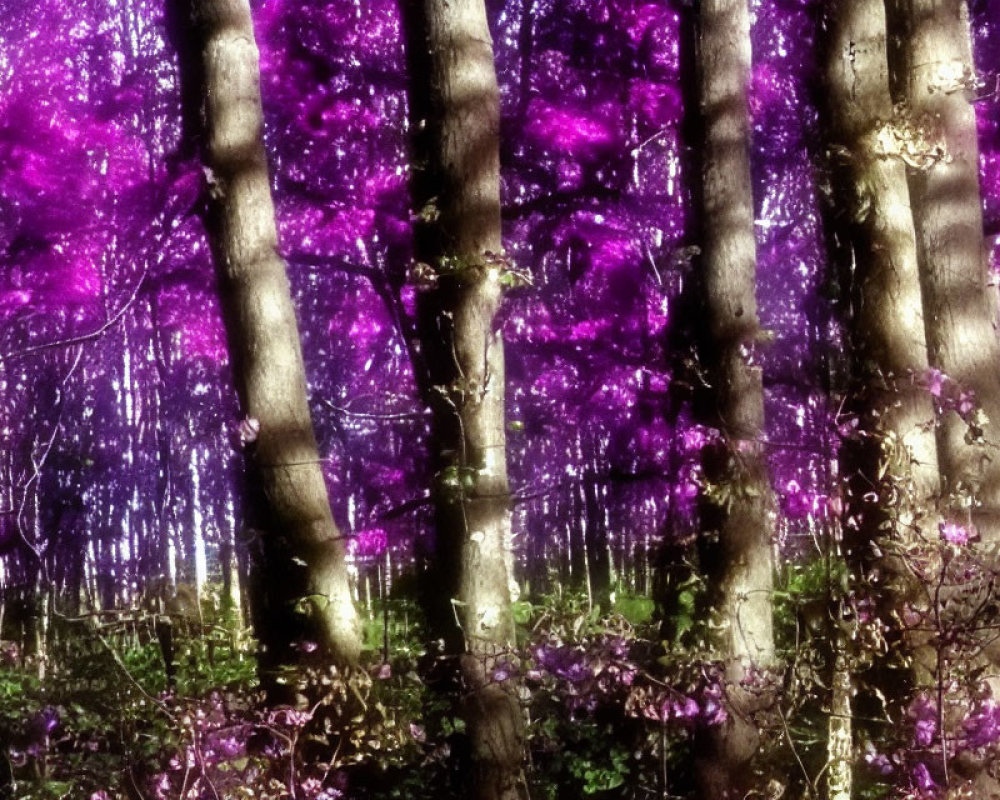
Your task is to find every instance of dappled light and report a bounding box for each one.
[2,0,1000,797]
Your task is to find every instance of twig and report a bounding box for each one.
[0,272,147,363]
[319,397,428,422]
[776,702,816,797]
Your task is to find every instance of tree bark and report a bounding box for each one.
[819,5,949,796]
[824,0,941,542]
[884,7,1000,793]
[886,0,1000,541]
[823,0,943,695]
[172,0,362,682]
[403,1,526,798]
[692,1,776,796]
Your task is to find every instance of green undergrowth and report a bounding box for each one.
[0,571,881,800]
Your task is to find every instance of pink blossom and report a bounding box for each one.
[682,427,707,451]
[268,707,312,728]
[957,391,976,416]
[925,368,946,398]
[237,417,260,445]
[911,762,936,792]
[939,521,973,546]
[908,694,937,746]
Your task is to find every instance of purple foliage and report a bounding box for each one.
[4,0,1000,794]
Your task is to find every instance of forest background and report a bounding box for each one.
[3,0,1000,799]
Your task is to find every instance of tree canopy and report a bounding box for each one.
[3,0,1000,798]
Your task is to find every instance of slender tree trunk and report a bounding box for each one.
[886,0,1000,540]
[403,1,526,798]
[584,473,612,610]
[220,524,243,628]
[171,0,362,681]
[692,1,776,796]
[826,645,853,800]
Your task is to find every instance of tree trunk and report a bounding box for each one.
[584,473,612,610]
[403,1,526,798]
[824,0,941,545]
[886,0,1000,540]
[692,1,776,796]
[885,5,1000,792]
[171,0,362,682]
[826,645,853,800]
[823,0,943,698]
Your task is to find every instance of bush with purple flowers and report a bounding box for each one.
[8,554,1000,800]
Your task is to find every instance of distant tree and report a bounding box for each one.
[690,0,776,796]
[170,0,362,686]
[886,0,1000,539]
[402,0,526,797]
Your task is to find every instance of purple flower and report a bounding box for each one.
[964,699,1000,749]
[925,369,946,398]
[915,716,936,747]
[611,665,636,687]
[863,742,893,776]
[682,427,707,451]
[40,707,59,734]
[699,684,727,726]
[152,773,171,799]
[939,521,973,546]
[534,643,590,683]
[958,391,976,417]
[23,707,60,755]
[603,635,629,660]
[908,695,937,747]
[911,762,936,792]
[213,734,244,759]
[672,696,699,721]
[642,697,671,724]
[237,416,260,445]
[168,747,196,770]
[267,707,312,728]
[491,658,518,683]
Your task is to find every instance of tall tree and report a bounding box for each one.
[402,1,526,798]
[884,4,1000,792]
[824,0,941,561]
[171,0,362,683]
[821,2,942,795]
[691,0,776,796]
[886,0,1000,540]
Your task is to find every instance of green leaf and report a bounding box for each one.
[511,600,534,625]
[612,591,654,625]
